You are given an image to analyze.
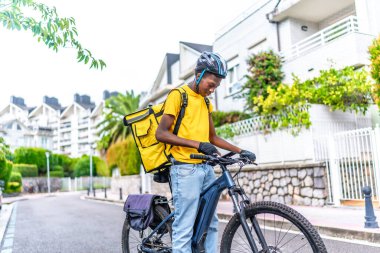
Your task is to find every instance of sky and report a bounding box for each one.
[0,0,257,109]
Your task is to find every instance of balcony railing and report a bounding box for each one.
[281,16,359,61]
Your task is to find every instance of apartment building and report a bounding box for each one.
[0,96,53,150]
[140,41,212,108]
[214,0,380,111]
[0,91,118,157]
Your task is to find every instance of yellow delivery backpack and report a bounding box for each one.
[123,87,210,175]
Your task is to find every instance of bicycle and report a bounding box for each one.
[121,152,327,253]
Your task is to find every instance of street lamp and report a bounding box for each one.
[45,151,50,194]
[89,146,93,194]
[89,143,96,194]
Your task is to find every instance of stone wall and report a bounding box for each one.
[22,177,63,193]
[218,162,328,206]
[111,175,141,195]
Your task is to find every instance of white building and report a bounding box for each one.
[0,96,53,151]
[0,91,118,157]
[214,0,380,111]
[140,41,212,108]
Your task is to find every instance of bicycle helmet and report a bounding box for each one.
[195,51,228,92]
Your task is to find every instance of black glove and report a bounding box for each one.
[240,150,256,162]
[198,142,218,156]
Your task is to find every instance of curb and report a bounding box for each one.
[85,196,380,244]
[0,203,14,247]
[83,195,124,204]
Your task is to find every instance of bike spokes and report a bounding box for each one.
[229,213,315,253]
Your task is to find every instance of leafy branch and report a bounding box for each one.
[0,0,106,69]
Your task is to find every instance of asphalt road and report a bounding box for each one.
[2,193,380,253]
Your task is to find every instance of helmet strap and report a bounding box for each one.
[195,69,207,93]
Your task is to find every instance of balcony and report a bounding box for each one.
[272,0,355,23]
[281,16,374,82]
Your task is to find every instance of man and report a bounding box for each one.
[156,51,256,253]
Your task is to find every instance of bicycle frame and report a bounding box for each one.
[142,163,268,253]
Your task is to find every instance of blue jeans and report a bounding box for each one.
[170,162,219,253]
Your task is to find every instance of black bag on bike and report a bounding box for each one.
[124,194,157,231]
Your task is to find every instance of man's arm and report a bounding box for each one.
[208,114,242,153]
[156,114,200,149]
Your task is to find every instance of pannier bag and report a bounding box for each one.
[124,194,169,231]
[124,87,210,174]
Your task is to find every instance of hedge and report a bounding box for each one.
[14,147,48,174]
[50,171,64,178]
[6,171,22,193]
[51,153,76,177]
[13,164,38,177]
[106,136,140,175]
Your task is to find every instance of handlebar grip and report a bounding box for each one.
[190,154,208,160]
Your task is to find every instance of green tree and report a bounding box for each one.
[241,50,284,111]
[0,136,13,161]
[0,0,106,69]
[97,90,140,151]
[369,35,380,108]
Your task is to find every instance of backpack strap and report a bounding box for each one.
[204,97,210,112]
[173,87,188,135]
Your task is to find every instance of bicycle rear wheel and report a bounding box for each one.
[221,201,327,253]
[122,205,173,253]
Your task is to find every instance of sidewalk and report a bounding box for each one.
[84,191,380,243]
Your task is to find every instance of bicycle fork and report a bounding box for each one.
[229,188,269,253]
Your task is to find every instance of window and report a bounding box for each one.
[226,56,242,96]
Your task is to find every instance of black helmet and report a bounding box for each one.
[195,51,228,79]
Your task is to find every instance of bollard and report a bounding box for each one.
[104,188,107,199]
[87,187,90,196]
[362,186,379,228]
[93,188,96,197]
[119,187,123,200]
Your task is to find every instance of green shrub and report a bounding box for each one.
[51,153,76,177]
[13,164,38,177]
[0,157,13,190]
[94,157,109,176]
[6,181,22,192]
[242,50,284,111]
[9,171,22,183]
[106,136,140,175]
[50,171,64,177]
[212,111,251,127]
[52,165,64,172]
[73,155,103,177]
[369,35,380,109]
[14,147,48,174]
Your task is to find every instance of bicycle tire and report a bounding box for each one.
[221,201,327,253]
[122,205,172,253]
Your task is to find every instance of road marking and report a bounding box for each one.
[1,203,17,253]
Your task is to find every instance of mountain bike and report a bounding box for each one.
[121,152,327,253]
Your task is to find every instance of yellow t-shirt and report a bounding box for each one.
[163,85,213,163]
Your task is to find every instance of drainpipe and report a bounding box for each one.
[266,0,282,52]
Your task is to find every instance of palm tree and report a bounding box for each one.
[96,90,140,152]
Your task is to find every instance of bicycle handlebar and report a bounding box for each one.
[190,153,256,166]
[190,154,208,160]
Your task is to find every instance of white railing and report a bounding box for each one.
[281,15,359,61]
[314,126,380,204]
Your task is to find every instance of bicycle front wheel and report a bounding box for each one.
[221,201,327,253]
[122,205,172,253]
